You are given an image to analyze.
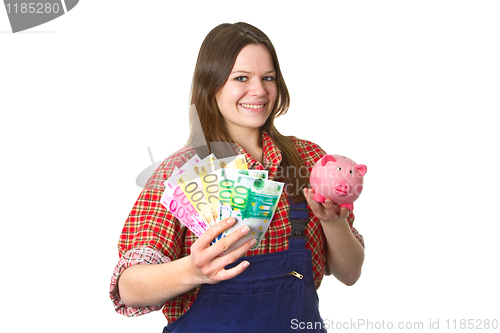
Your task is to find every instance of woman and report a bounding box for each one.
[110,22,365,332]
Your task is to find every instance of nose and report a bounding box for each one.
[249,78,267,97]
[333,179,350,196]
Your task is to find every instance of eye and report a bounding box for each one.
[263,76,275,82]
[235,76,248,82]
[350,170,353,174]
[337,166,342,171]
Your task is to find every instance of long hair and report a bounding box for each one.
[186,22,308,202]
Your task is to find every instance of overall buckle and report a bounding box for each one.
[288,200,309,239]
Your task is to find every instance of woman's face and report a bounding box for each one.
[215,43,278,135]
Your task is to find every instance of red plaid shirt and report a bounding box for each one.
[110,132,364,322]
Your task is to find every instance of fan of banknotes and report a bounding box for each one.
[160,153,284,254]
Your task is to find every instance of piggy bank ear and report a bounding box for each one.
[355,164,367,177]
[320,155,337,167]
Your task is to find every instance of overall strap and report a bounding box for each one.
[288,199,309,243]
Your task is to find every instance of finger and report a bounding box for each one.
[304,188,343,221]
[213,237,257,281]
[208,224,251,258]
[317,199,341,221]
[221,236,256,263]
[303,188,325,212]
[323,199,335,209]
[324,199,341,214]
[213,259,251,282]
[339,206,350,218]
[191,217,237,251]
[303,187,315,201]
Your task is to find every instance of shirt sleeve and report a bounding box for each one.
[110,147,198,317]
[109,246,171,317]
[110,186,184,317]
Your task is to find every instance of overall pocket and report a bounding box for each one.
[218,277,303,333]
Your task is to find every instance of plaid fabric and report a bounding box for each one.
[110,246,171,316]
[110,132,364,323]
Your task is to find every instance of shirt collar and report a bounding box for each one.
[228,131,282,179]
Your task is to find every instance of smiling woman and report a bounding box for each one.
[110,22,365,333]
[187,22,307,201]
[215,44,278,161]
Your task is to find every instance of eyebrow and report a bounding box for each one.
[231,70,276,75]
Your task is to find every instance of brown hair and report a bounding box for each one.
[186,22,308,202]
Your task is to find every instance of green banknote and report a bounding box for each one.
[217,174,284,254]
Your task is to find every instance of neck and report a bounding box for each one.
[228,127,263,163]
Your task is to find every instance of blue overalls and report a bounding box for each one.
[162,201,327,333]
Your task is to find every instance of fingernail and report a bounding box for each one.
[243,261,250,268]
[242,225,250,234]
[227,217,235,224]
[250,239,257,247]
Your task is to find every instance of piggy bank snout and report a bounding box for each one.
[334,179,350,196]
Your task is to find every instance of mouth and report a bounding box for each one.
[334,188,348,195]
[239,103,266,110]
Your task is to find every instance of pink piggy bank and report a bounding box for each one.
[309,154,367,211]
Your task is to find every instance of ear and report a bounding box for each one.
[355,164,367,177]
[320,154,337,167]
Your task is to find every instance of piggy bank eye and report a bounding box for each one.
[337,166,342,171]
[350,170,353,174]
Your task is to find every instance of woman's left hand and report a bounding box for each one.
[303,188,349,223]
[303,187,364,285]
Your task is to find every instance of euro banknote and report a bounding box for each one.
[216,174,284,253]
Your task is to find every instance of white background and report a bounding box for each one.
[1,1,499,332]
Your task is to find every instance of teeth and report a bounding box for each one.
[241,104,264,109]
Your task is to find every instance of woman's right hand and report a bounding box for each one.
[119,217,255,308]
[188,217,256,285]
